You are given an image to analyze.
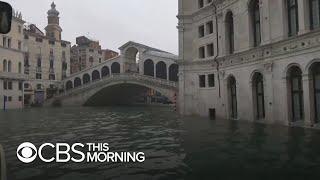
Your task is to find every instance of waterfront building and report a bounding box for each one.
[70,36,118,74]
[23,2,71,105]
[0,11,27,109]
[178,0,320,127]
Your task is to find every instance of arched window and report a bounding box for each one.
[288,66,304,122]
[169,64,179,82]
[74,77,82,88]
[83,73,91,85]
[228,76,238,119]
[310,62,320,123]
[156,61,167,80]
[3,59,7,72]
[101,66,110,77]
[226,11,234,54]
[111,62,120,74]
[66,81,73,90]
[8,60,11,72]
[250,0,261,47]
[310,0,320,30]
[18,62,22,73]
[144,59,154,77]
[92,70,100,81]
[287,0,299,36]
[252,72,265,120]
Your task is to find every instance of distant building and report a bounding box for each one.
[23,2,71,106]
[70,36,103,74]
[103,49,119,61]
[0,11,27,109]
[70,36,118,74]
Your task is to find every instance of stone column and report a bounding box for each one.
[298,0,310,35]
[302,74,314,126]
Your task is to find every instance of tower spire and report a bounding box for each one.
[45,2,62,40]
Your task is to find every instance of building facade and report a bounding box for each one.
[70,36,104,74]
[23,2,71,106]
[0,11,27,109]
[70,36,119,74]
[178,0,320,127]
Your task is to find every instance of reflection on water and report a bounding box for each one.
[0,107,320,180]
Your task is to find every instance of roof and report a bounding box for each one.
[118,41,172,54]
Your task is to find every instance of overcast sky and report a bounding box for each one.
[6,0,178,54]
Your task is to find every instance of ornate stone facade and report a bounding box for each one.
[178,0,320,127]
[23,3,71,106]
[0,11,27,109]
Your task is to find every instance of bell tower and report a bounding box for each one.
[45,2,62,40]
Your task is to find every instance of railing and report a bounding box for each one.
[57,73,178,98]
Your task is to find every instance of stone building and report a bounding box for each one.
[70,36,103,74]
[178,0,320,127]
[23,2,71,105]
[70,36,119,74]
[103,49,119,61]
[0,11,27,109]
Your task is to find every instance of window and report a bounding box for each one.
[3,81,7,90]
[36,73,42,79]
[253,73,265,119]
[37,57,42,67]
[8,81,12,90]
[208,74,215,87]
[228,76,238,119]
[207,43,214,57]
[50,60,54,69]
[199,46,205,59]
[287,0,299,36]
[206,21,213,34]
[49,74,55,80]
[19,82,22,91]
[250,0,261,46]
[310,0,320,30]
[61,42,67,47]
[3,59,7,71]
[199,0,204,8]
[8,60,11,72]
[24,83,29,89]
[3,37,6,47]
[18,25,22,33]
[37,84,42,90]
[18,41,22,50]
[49,40,55,45]
[198,25,205,38]
[18,62,22,73]
[288,66,304,121]
[7,38,11,48]
[24,35,29,39]
[199,75,206,87]
[36,37,43,42]
[226,11,235,54]
[19,96,23,102]
[8,96,12,102]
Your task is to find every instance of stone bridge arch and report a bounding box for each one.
[49,74,178,107]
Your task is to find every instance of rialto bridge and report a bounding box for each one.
[46,41,179,106]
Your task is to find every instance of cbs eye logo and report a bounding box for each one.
[16,142,37,163]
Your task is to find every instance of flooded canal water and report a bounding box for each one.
[0,107,320,180]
